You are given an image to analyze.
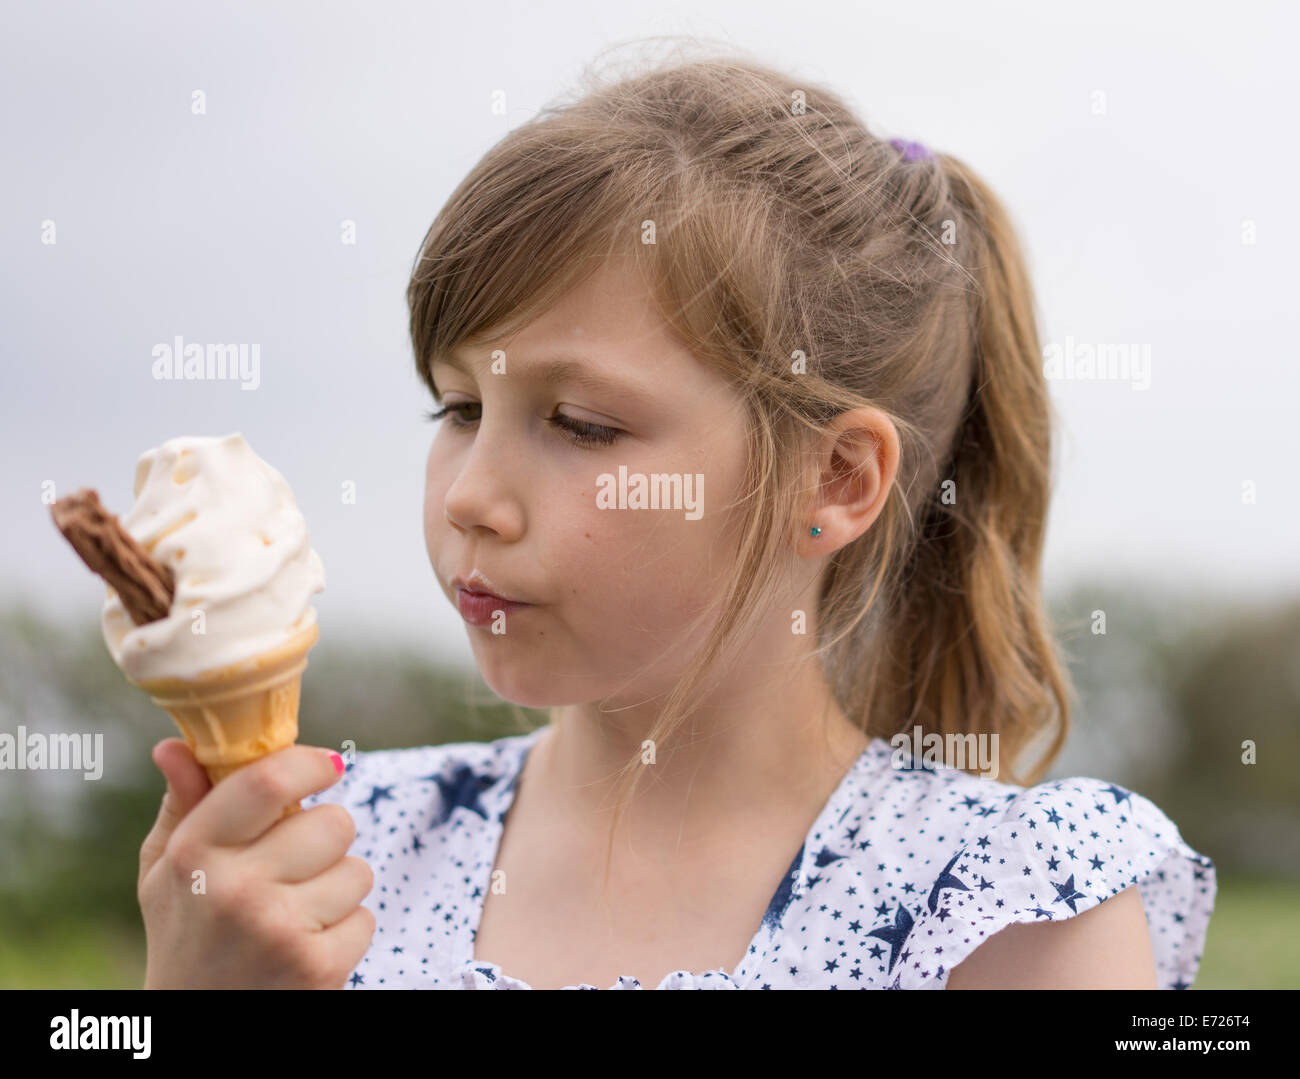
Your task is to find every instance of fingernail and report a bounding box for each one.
[328,751,345,775]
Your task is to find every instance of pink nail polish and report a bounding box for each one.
[329,751,345,775]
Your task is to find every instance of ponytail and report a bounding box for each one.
[857,156,1073,786]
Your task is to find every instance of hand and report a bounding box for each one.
[138,738,375,989]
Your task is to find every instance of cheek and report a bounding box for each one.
[563,486,725,634]
[544,481,621,600]
[422,443,449,556]
[598,457,745,641]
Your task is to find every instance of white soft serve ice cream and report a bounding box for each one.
[101,433,325,683]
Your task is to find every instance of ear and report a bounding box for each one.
[797,407,900,557]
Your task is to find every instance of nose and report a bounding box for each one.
[440,422,526,541]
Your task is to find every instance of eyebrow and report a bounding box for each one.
[429,351,659,408]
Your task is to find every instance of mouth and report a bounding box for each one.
[449,570,527,603]
[449,571,532,627]
[455,587,531,627]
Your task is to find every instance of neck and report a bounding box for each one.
[530,645,870,857]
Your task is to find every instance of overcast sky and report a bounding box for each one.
[3,0,1296,669]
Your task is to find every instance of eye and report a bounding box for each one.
[423,403,622,448]
[548,414,622,447]
[424,402,479,426]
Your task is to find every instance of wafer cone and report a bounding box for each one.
[129,623,320,820]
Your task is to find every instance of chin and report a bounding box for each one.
[471,648,573,710]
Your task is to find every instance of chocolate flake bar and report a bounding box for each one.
[51,488,176,625]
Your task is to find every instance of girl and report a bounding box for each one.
[140,49,1215,990]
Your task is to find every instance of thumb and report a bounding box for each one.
[139,738,213,884]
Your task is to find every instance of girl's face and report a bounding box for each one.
[422,258,760,710]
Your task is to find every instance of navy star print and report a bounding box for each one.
[301,727,1216,989]
[424,764,496,825]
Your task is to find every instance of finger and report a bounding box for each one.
[314,904,377,988]
[250,804,357,884]
[200,745,344,848]
[154,739,213,810]
[289,856,375,931]
[139,739,213,884]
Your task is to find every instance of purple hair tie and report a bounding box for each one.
[890,137,934,161]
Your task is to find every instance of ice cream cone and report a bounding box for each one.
[129,623,320,820]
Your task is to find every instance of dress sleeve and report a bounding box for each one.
[894,777,1216,990]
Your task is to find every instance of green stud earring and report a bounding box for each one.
[809,525,822,537]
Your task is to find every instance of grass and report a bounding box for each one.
[1193,873,1300,990]
[0,919,145,990]
[3,872,1295,990]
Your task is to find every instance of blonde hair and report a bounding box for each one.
[407,42,1074,886]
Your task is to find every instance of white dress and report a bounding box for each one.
[300,725,1216,990]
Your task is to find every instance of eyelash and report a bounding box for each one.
[423,402,623,448]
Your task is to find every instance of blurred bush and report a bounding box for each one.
[1046,583,1300,876]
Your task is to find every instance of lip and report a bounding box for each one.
[449,570,533,627]
[449,570,527,604]
[455,587,530,628]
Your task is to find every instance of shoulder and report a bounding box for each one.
[945,882,1156,988]
[855,754,1217,990]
